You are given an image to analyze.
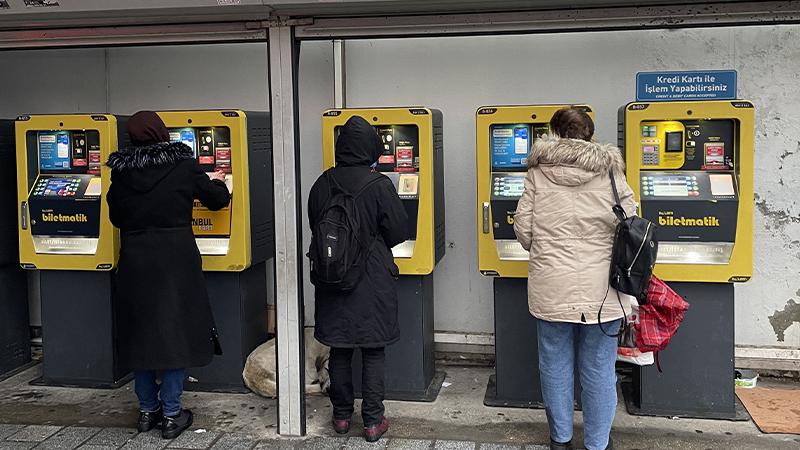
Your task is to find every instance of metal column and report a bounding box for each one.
[269,25,306,437]
[333,40,346,108]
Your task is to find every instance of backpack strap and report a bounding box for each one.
[326,169,383,198]
[352,172,385,198]
[609,170,627,223]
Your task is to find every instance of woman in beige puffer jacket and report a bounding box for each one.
[513,108,636,450]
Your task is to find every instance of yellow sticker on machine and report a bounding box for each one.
[192,200,231,236]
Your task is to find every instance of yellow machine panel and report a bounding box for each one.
[158,110,273,272]
[620,100,755,283]
[16,114,122,271]
[476,105,594,278]
[322,107,445,275]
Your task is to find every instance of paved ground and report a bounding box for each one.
[1,364,798,449]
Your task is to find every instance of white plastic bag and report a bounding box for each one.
[616,296,655,366]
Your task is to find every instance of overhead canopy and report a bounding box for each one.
[0,0,768,30]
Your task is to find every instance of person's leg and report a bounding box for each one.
[536,319,576,446]
[577,320,621,450]
[134,370,161,413]
[158,368,186,417]
[360,347,386,427]
[328,347,356,420]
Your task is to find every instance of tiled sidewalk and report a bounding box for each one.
[0,424,547,450]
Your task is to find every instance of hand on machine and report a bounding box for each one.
[207,170,233,194]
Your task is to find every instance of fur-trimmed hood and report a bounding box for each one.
[528,135,626,186]
[106,141,193,171]
[106,142,194,193]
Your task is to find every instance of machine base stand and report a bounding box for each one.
[352,274,440,402]
[0,266,31,381]
[185,262,268,394]
[484,374,581,410]
[31,372,133,390]
[626,282,740,420]
[0,361,38,383]
[383,370,446,403]
[487,278,582,410]
[621,381,749,421]
[37,271,129,389]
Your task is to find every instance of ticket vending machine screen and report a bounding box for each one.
[637,119,739,264]
[27,130,102,254]
[489,124,547,258]
[168,127,233,255]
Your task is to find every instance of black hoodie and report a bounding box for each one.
[308,115,409,348]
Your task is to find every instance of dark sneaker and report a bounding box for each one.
[549,439,574,450]
[332,417,351,434]
[137,407,163,432]
[162,409,193,439]
[364,416,389,443]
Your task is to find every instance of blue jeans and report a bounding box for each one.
[537,319,621,450]
[134,369,186,417]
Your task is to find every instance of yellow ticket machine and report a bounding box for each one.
[619,100,754,419]
[16,114,128,387]
[477,105,592,408]
[159,110,273,392]
[1,119,30,380]
[322,107,445,401]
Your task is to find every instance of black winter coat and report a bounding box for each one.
[308,116,409,348]
[106,142,231,370]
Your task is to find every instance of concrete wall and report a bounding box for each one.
[1,26,798,352]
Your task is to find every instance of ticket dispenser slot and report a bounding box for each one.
[476,105,594,278]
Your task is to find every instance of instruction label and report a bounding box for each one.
[636,70,737,101]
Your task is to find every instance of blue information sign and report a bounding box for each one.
[636,70,737,102]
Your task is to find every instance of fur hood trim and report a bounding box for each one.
[528,134,626,174]
[106,141,193,171]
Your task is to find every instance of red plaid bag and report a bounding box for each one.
[635,275,689,356]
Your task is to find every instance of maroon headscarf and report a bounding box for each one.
[128,111,170,146]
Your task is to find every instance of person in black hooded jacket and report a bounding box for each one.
[106,111,230,440]
[308,115,408,442]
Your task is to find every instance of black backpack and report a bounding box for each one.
[308,170,382,292]
[609,170,658,304]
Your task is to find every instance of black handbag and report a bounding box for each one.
[608,170,658,305]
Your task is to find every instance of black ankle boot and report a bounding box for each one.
[162,409,193,439]
[137,407,163,432]
[550,439,574,450]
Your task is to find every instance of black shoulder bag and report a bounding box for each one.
[599,170,659,337]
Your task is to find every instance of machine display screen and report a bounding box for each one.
[492,174,526,198]
[491,124,529,170]
[665,131,683,152]
[641,174,699,197]
[38,131,72,171]
[170,128,197,156]
[32,176,82,197]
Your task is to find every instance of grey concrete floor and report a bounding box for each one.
[1,364,798,449]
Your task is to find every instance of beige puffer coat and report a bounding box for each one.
[513,135,638,324]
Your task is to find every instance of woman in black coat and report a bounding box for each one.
[106,111,230,439]
[308,116,408,442]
